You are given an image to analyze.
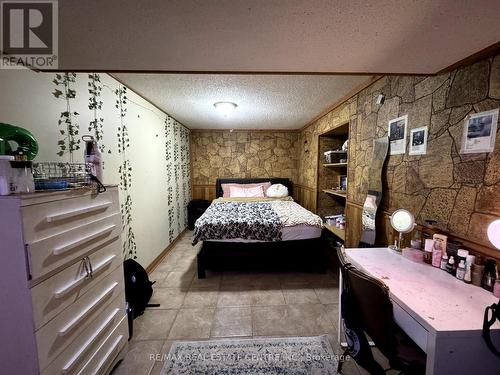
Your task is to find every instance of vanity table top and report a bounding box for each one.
[345,247,500,335]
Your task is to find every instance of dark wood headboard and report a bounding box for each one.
[215,178,293,198]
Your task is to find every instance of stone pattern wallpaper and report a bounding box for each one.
[299,54,500,245]
[191,130,299,185]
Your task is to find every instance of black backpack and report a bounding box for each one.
[123,259,159,319]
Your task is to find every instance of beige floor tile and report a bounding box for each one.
[190,271,222,289]
[250,288,286,306]
[221,272,283,288]
[211,307,252,337]
[149,262,176,280]
[287,303,336,335]
[252,303,335,337]
[183,288,219,308]
[173,261,196,273]
[112,340,163,375]
[217,288,253,307]
[314,286,339,304]
[148,340,174,375]
[133,310,178,341]
[157,271,195,289]
[282,287,321,304]
[168,308,215,339]
[252,305,298,336]
[149,287,187,309]
[281,272,338,287]
[324,303,340,330]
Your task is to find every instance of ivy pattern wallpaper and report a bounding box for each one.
[0,69,191,267]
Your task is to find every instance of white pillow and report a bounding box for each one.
[229,185,265,198]
[265,184,289,198]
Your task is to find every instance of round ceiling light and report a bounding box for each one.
[214,101,237,116]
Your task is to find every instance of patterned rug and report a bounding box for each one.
[160,335,338,374]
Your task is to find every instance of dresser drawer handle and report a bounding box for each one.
[58,282,118,337]
[61,308,120,374]
[54,255,118,299]
[53,225,116,256]
[46,202,112,223]
[91,335,124,375]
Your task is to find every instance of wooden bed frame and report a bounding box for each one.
[196,178,327,278]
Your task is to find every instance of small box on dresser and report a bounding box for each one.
[0,186,128,375]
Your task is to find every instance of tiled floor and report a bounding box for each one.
[111,231,374,375]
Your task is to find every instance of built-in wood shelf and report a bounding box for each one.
[324,223,345,240]
[325,150,347,154]
[323,162,348,168]
[322,189,346,198]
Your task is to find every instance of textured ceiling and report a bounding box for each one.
[112,74,369,129]
[58,0,500,73]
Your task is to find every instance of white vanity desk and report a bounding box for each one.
[340,248,500,374]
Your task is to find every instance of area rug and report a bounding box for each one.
[160,335,338,374]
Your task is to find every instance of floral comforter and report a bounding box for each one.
[192,200,322,244]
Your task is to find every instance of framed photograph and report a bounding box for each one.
[409,126,428,155]
[388,115,408,155]
[461,109,499,154]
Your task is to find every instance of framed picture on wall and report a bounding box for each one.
[409,126,428,155]
[388,115,408,155]
[461,109,499,154]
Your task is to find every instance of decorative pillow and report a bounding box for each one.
[265,184,289,198]
[221,182,271,198]
[229,185,265,198]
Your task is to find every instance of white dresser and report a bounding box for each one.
[0,186,128,375]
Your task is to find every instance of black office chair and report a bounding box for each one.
[337,249,426,374]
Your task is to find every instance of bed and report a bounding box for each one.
[194,178,326,278]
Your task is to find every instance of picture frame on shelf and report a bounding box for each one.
[460,109,498,154]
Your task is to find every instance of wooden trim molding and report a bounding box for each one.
[437,41,500,74]
[190,128,300,132]
[146,228,188,274]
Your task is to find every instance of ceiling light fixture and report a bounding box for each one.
[214,101,237,116]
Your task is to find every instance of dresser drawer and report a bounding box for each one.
[40,303,127,375]
[31,238,122,330]
[76,315,128,375]
[27,213,121,282]
[22,189,119,244]
[35,267,125,372]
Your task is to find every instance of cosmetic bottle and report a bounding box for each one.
[456,260,466,280]
[440,254,448,270]
[431,241,442,268]
[482,259,497,292]
[446,256,455,274]
[463,255,475,284]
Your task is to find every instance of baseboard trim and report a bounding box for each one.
[146,228,188,274]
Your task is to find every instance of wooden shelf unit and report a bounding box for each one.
[324,223,346,240]
[323,162,348,168]
[322,189,346,198]
[317,122,350,243]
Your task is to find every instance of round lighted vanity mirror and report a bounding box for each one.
[487,219,500,250]
[390,209,415,233]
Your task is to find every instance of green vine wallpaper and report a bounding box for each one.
[87,73,105,152]
[0,69,191,268]
[115,85,138,259]
[52,73,80,159]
